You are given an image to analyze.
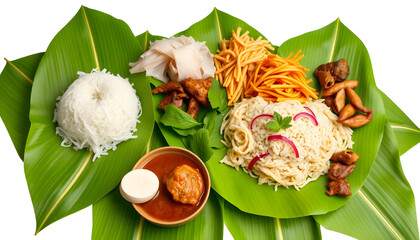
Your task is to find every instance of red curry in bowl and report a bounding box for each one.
[132,147,210,226]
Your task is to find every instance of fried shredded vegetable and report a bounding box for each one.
[214,28,318,105]
[214,27,274,106]
[245,52,319,103]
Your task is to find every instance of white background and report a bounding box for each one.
[0,0,419,239]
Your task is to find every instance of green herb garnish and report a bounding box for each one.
[266,112,292,132]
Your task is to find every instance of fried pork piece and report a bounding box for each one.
[331,150,359,165]
[158,91,183,110]
[181,77,212,107]
[187,97,200,119]
[315,59,350,84]
[328,163,356,181]
[175,92,190,100]
[326,179,352,196]
[151,81,185,94]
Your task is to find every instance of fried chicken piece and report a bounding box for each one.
[326,179,352,196]
[331,150,359,165]
[328,163,356,181]
[181,77,212,107]
[152,81,185,94]
[187,97,200,119]
[158,91,183,110]
[315,59,350,86]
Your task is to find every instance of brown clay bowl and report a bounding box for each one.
[131,146,211,226]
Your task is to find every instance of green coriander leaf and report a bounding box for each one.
[274,112,282,124]
[279,116,292,129]
[266,121,280,132]
[265,112,292,132]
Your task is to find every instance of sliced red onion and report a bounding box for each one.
[267,135,299,158]
[250,114,273,130]
[304,106,316,118]
[293,112,319,126]
[248,152,270,170]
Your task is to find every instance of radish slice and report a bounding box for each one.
[248,152,270,170]
[250,114,273,130]
[293,112,319,126]
[267,135,299,158]
[304,106,316,118]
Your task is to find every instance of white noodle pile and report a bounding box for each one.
[53,69,142,161]
[220,96,353,190]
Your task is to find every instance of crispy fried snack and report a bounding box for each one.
[334,88,346,113]
[340,111,373,128]
[345,87,372,113]
[322,80,358,97]
[337,104,357,122]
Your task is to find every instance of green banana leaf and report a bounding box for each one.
[23,6,154,234]
[217,195,321,240]
[0,7,419,240]
[93,188,223,240]
[92,126,223,240]
[0,53,43,159]
[175,8,277,54]
[381,90,420,155]
[314,123,419,239]
[3,56,417,164]
[203,14,385,218]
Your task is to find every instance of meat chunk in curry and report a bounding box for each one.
[165,164,204,205]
